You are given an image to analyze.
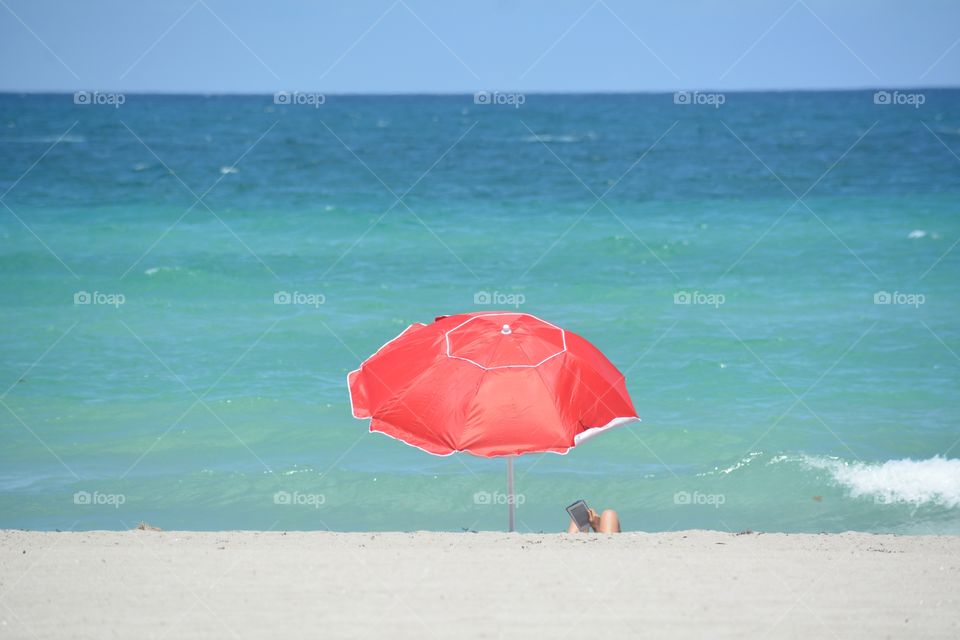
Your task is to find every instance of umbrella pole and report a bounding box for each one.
[507,456,515,532]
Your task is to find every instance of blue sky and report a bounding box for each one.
[1,0,958,93]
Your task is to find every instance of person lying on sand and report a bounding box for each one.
[567,507,621,533]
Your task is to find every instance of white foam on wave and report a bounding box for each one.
[144,266,183,276]
[45,135,85,144]
[4,135,87,144]
[521,134,579,143]
[697,451,764,476]
[907,229,927,239]
[802,455,960,508]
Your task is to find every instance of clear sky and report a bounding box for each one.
[1,0,958,93]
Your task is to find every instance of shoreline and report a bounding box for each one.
[2,529,958,638]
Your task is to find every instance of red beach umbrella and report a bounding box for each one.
[348,311,640,530]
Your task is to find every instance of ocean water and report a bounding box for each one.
[1,91,959,534]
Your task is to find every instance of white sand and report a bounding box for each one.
[1,529,958,639]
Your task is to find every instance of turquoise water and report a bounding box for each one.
[1,91,959,534]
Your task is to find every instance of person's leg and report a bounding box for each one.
[597,509,621,533]
[566,518,580,533]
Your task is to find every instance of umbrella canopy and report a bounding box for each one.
[348,311,640,458]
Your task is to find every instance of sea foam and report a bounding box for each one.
[802,455,960,508]
[521,134,579,143]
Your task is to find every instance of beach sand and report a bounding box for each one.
[1,529,958,639]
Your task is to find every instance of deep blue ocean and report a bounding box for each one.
[1,90,958,533]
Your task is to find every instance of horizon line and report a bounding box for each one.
[1,84,959,97]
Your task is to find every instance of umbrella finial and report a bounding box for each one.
[501,324,512,335]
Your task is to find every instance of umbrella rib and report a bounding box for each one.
[454,329,512,452]
[551,336,638,433]
[512,335,571,451]
[360,350,449,448]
